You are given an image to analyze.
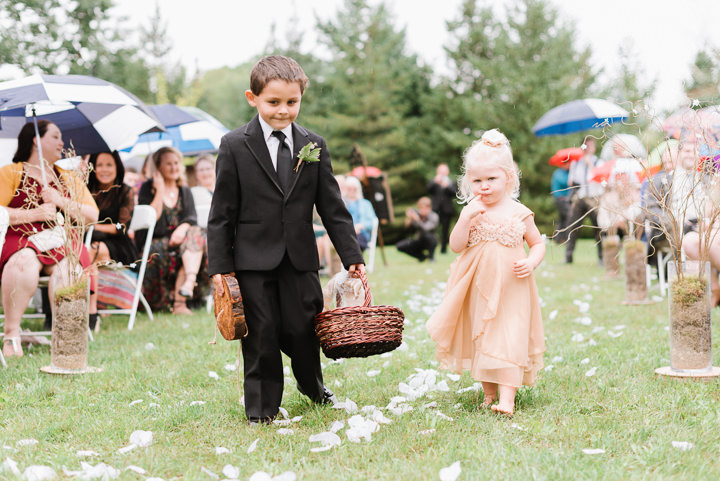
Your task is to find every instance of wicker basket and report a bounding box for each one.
[314,272,404,359]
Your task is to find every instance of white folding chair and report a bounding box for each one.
[644,220,675,297]
[196,204,210,230]
[97,205,156,330]
[366,217,379,274]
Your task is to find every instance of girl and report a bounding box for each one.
[426,129,545,415]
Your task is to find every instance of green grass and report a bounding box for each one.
[2,240,720,480]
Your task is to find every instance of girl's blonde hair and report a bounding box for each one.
[457,129,519,203]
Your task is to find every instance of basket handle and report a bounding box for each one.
[334,270,373,308]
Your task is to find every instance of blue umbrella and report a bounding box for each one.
[0,74,163,157]
[532,98,629,137]
[122,104,229,156]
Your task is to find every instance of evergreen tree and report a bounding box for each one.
[686,47,720,103]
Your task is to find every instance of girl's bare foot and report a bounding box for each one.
[480,381,498,408]
[481,395,497,408]
[491,402,514,416]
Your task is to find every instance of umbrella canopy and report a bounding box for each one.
[0,74,163,163]
[548,147,584,167]
[599,134,648,162]
[350,165,382,178]
[532,99,629,137]
[661,106,720,159]
[590,158,644,184]
[121,104,229,156]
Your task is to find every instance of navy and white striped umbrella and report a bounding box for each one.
[532,98,629,137]
[0,74,163,166]
[121,104,229,156]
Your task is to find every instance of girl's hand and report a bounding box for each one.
[513,258,534,278]
[462,197,486,220]
[36,202,56,222]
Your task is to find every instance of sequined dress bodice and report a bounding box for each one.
[467,216,526,248]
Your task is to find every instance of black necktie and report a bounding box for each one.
[272,130,291,190]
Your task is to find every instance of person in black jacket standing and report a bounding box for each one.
[427,163,457,254]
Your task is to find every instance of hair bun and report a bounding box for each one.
[481,129,508,148]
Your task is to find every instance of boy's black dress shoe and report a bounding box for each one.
[246,416,274,426]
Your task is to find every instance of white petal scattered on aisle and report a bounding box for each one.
[582,448,605,455]
[129,430,153,447]
[17,439,39,447]
[439,461,461,481]
[446,373,461,382]
[345,415,379,443]
[548,309,558,320]
[76,450,100,457]
[190,401,206,406]
[208,371,219,380]
[366,369,381,377]
[224,363,237,371]
[129,399,143,407]
[308,432,342,453]
[544,365,554,371]
[571,333,585,342]
[200,467,219,479]
[222,464,240,479]
[247,438,259,454]
[671,441,694,450]
[125,465,147,474]
[22,465,57,481]
[63,462,120,479]
[145,342,155,350]
[418,429,436,435]
[511,423,526,431]
[580,358,590,365]
[585,367,598,377]
[278,407,289,419]
[436,412,454,421]
[277,428,294,436]
[329,421,345,433]
[332,398,358,414]
[3,458,21,476]
[608,331,623,338]
[552,356,563,363]
[214,447,230,455]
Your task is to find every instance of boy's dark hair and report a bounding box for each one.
[250,55,309,95]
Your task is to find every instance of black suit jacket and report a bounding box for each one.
[207,115,364,275]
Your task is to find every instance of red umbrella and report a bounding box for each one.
[548,147,584,167]
[590,158,643,183]
[350,165,382,178]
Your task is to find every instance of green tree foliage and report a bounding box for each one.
[445,0,598,229]
[685,47,720,103]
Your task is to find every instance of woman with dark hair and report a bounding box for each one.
[87,151,140,330]
[0,120,98,359]
[136,146,207,314]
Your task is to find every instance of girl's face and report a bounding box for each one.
[158,152,183,182]
[194,159,215,189]
[94,153,117,186]
[678,142,698,171]
[467,160,510,206]
[38,123,64,162]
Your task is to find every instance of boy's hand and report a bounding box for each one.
[512,258,534,278]
[212,273,232,296]
[348,263,366,278]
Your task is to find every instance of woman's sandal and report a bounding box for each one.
[2,337,23,358]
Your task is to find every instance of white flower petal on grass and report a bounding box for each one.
[672,441,694,451]
[380,352,393,358]
[608,331,623,338]
[129,399,143,407]
[222,464,240,479]
[371,410,392,425]
[70,462,120,480]
[456,383,481,394]
[224,363,237,372]
[249,472,273,481]
[3,458,21,476]
[125,465,147,474]
[283,366,291,375]
[278,407,289,419]
[247,438,259,454]
[585,367,598,377]
[346,415,379,443]
[652,295,663,302]
[329,421,345,433]
[208,371,219,380]
[418,429,435,435]
[146,478,164,481]
[436,412,454,421]
[309,432,341,453]
[548,309,558,320]
[190,401,206,406]
[200,467,219,479]
[366,369,381,377]
[76,450,100,457]
[332,398,358,414]
[571,333,584,342]
[22,465,57,481]
[214,447,230,455]
[582,448,605,455]
[544,365,554,372]
[145,342,155,351]
[276,428,294,436]
[614,324,626,330]
[511,423,526,431]
[578,316,592,326]
[272,472,297,481]
[580,358,590,365]
[17,439,39,447]
[149,402,159,408]
[439,461,461,481]
[591,326,605,334]
[129,430,153,447]
[117,445,136,454]
[446,373,461,382]
[551,356,563,363]
[588,339,597,346]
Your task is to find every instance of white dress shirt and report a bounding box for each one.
[258,116,294,171]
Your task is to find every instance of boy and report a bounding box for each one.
[207,55,365,424]
[396,196,439,262]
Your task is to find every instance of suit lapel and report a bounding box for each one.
[284,123,311,200]
[244,115,283,194]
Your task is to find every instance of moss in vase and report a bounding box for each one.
[671,276,706,307]
[54,276,88,302]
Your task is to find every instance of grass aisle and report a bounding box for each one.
[2,240,719,480]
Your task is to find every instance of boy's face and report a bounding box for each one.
[245,80,302,131]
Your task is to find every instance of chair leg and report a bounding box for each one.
[658,253,667,297]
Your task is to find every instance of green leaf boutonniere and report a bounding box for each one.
[295,142,321,172]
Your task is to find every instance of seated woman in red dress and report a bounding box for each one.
[0,120,99,359]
